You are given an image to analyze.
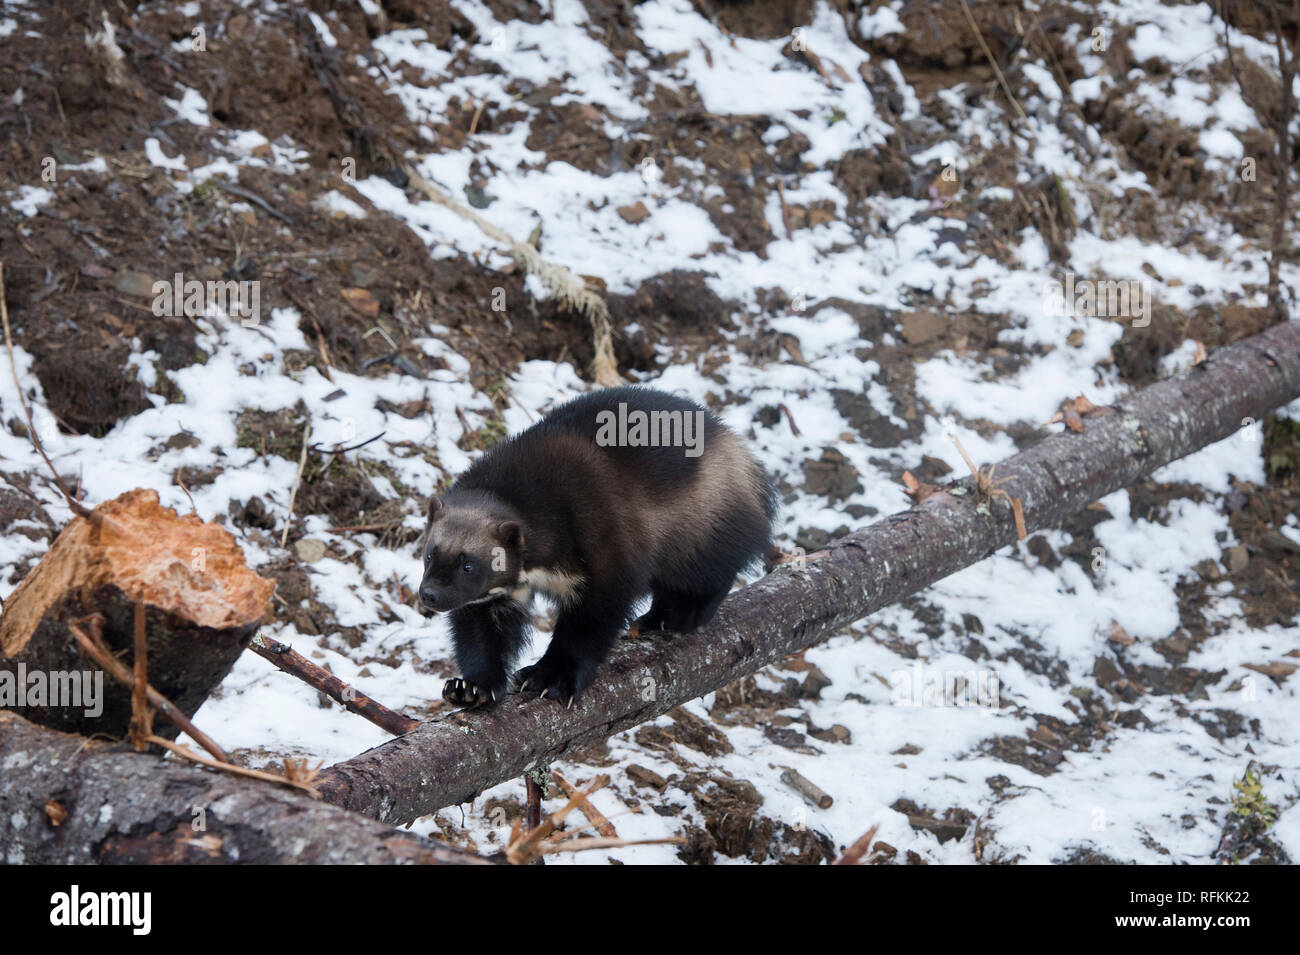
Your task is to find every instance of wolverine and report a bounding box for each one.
[420,386,778,708]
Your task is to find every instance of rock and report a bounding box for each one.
[114,270,157,298]
[900,310,946,345]
[350,264,380,288]
[1225,544,1250,574]
[617,201,650,224]
[295,538,327,563]
[801,447,863,503]
[809,723,851,744]
[800,665,833,699]
[1093,655,1123,688]
[465,185,493,209]
[164,431,200,451]
[1195,559,1222,581]
[763,725,818,754]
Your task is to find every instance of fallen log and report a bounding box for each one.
[0,710,497,864]
[0,489,274,739]
[316,319,1300,825]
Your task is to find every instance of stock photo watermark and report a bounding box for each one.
[890,661,1000,714]
[49,886,151,935]
[595,401,707,457]
[0,665,103,718]
[151,272,261,326]
[1042,273,1152,327]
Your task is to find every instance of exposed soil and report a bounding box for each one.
[2,0,1298,865]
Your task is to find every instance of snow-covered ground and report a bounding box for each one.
[1,0,1298,863]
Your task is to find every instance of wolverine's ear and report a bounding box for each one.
[426,497,443,524]
[494,521,523,550]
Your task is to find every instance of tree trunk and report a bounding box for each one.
[0,711,497,864]
[316,319,1300,825]
[0,489,274,740]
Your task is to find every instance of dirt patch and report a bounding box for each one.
[973,172,1078,265]
[634,706,735,766]
[979,704,1113,776]
[677,773,835,864]
[1110,302,1273,388]
[235,405,309,463]
[524,102,616,174]
[833,146,914,225]
[607,269,735,373]
[892,797,976,844]
[703,0,817,40]
[862,0,1026,99]
[0,0,636,438]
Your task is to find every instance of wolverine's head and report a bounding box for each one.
[418,490,525,613]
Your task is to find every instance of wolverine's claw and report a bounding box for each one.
[511,659,587,707]
[442,677,500,709]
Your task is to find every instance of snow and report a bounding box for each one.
[0,0,1296,866]
[314,190,369,220]
[8,184,52,216]
[144,137,187,171]
[165,86,211,127]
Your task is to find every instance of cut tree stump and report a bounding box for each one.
[0,488,274,739]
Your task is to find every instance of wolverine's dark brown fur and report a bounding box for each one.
[419,386,777,707]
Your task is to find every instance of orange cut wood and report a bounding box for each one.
[1,489,275,739]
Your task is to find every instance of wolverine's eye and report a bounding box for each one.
[461,559,474,575]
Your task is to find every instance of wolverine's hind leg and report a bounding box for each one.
[638,497,771,634]
[634,583,731,634]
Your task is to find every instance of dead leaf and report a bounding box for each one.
[1242,661,1297,683]
[282,757,324,788]
[1047,395,1109,431]
[340,287,379,318]
[1107,623,1135,646]
[902,470,941,503]
[781,333,809,366]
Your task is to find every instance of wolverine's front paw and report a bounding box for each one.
[442,677,499,708]
[510,656,593,708]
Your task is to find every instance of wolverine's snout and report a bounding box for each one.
[419,581,454,613]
